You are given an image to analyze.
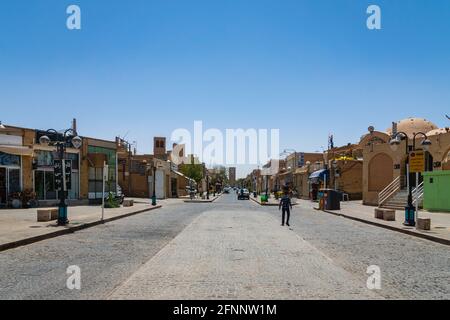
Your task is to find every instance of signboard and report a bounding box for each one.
[54,160,63,191]
[54,160,72,191]
[409,151,425,173]
[65,160,72,190]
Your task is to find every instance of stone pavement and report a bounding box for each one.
[109,209,381,300]
[320,200,450,245]
[0,201,162,251]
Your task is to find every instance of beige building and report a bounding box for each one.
[0,122,118,207]
[359,118,450,206]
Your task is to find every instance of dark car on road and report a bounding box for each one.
[237,188,250,200]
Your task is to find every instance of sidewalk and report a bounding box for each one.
[0,201,162,252]
[317,200,450,245]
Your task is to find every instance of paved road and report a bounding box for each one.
[0,200,210,299]
[0,194,448,299]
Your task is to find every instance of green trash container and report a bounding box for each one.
[260,195,268,202]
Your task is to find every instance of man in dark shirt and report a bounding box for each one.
[279,192,292,226]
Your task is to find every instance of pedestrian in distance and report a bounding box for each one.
[279,190,292,226]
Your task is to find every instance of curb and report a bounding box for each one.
[250,196,298,207]
[0,205,162,253]
[250,197,278,206]
[183,194,221,203]
[322,209,450,246]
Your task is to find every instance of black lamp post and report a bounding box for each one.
[265,175,269,197]
[39,129,82,226]
[390,131,432,226]
[151,163,157,206]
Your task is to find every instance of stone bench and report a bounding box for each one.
[123,199,134,207]
[374,208,396,221]
[37,209,58,222]
[417,218,431,231]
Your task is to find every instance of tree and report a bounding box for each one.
[179,163,203,184]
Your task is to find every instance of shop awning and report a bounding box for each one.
[0,145,34,156]
[309,169,329,180]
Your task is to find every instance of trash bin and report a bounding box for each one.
[321,189,341,210]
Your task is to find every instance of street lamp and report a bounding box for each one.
[206,172,210,200]
[389,131,432,226]
[39,128,82,226]
[151,160,158,206]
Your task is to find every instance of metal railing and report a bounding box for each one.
[378,176,402,207]
[412,181,424,206]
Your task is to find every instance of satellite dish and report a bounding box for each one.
[368,126,375,133]
[446,115,450,120]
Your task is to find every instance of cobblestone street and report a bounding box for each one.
[0,194,449,299]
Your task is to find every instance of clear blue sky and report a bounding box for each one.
[1,1,450,177]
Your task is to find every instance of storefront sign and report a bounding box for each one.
[409,151,425,173]
[0,134,22,146]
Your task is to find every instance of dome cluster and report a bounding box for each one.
[386,118,441,138]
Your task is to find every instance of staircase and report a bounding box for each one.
[378,176,424,210]
[380,189,408,210]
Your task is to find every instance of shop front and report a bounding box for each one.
[33,149,80,203]
[0,152,22,206]
[0,132,33,207]
[309,169,329,200]
[86,144,117,203]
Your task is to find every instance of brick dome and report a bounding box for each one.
[426,128,450,136]
[386,118,438,138]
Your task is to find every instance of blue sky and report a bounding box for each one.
[1,0,450,177]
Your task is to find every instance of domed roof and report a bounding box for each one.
[427,128,450,136]
[386,118,438,138]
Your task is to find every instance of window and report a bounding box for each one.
[8,169,20,194]
[35,170,57,200]
[0,152,20,166]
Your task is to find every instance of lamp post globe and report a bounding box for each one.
[421,139,432,152]
[389,137,400,152]
[71,136,82,149]
[39,135,51,146]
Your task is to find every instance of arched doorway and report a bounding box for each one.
[368,153,394,192]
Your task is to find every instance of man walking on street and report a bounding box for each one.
[279,190,292,226]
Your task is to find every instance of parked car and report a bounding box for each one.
[237,188,250,200]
